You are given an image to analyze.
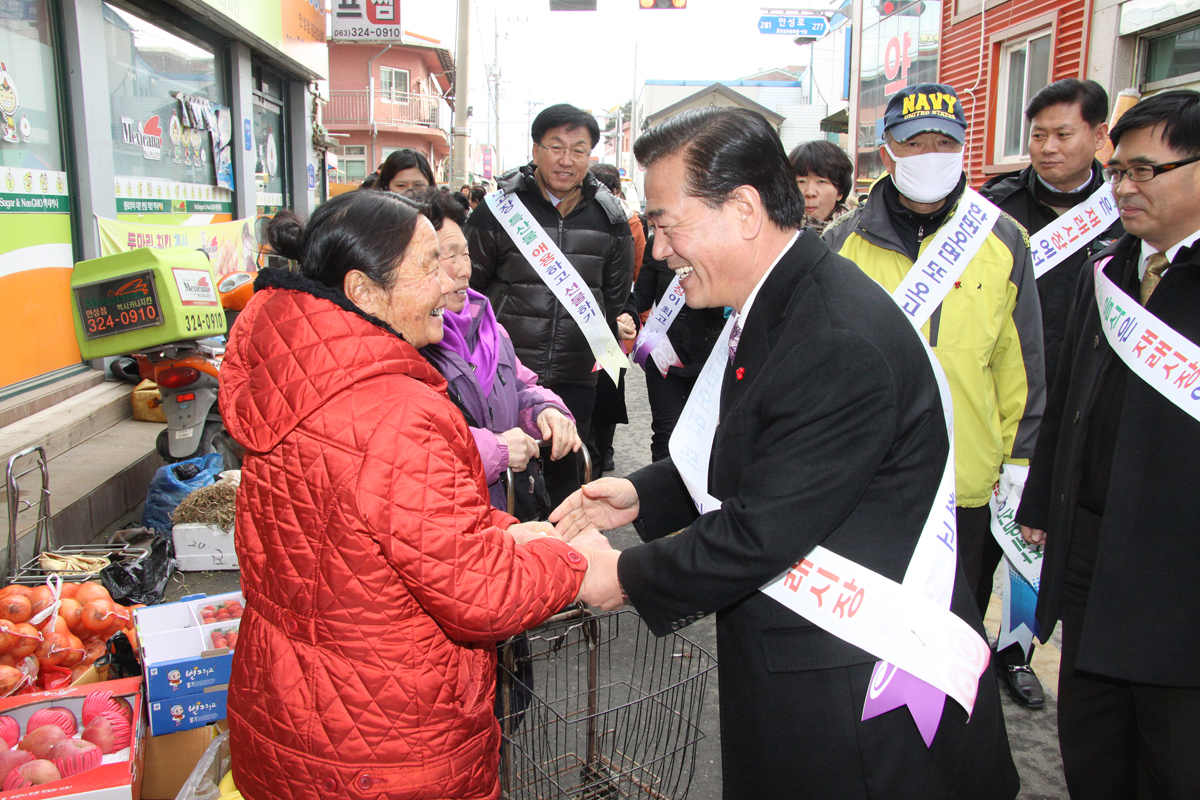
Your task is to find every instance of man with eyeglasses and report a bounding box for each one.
[979,79,1125,710]
[1016,90,1200,799]
[466,104,634,505]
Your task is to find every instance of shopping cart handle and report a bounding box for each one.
[534,440,592,485]
[504,443,593,516]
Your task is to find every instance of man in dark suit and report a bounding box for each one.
[552,107,1018,799]
[1016,90,1200,799]
[980,78,1124,709]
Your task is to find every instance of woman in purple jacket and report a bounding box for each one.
[409,188,580,515]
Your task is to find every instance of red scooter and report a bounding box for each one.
[113,270,255,467]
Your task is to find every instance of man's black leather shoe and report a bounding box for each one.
[997,662,1045,709]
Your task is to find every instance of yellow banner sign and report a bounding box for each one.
[97,216,261,277]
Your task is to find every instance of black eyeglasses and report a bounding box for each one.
[1102,155,1200,184]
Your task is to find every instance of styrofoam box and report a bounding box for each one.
[135,593,243,703]
[171,523,238,571]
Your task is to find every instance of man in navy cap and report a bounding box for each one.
[825,84,1047,701]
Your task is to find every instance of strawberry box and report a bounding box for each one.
[134,594,242,704]
[0,677,144,799]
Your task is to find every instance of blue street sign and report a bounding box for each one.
[758,15,827,36]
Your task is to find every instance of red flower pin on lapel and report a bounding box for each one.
[736,367,745,381]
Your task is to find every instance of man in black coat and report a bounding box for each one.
[552,107,1017,799]
[1016,90,1200,799]
[466,103,634,504]
[980,78,1124,709]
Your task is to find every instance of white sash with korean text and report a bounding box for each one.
[893,188,1002,329]
[668,277,989,718]
[1030,185,1120,279]
[1095,258,1200,422]
[484,189,627,382]
[632,274,686,377]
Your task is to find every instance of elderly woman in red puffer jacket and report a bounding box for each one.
[219,190,604,800]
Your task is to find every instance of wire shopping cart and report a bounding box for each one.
[4,446,147,585]
[497,605,715,800]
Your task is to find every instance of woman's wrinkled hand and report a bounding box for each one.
[500,428,539,471]
[537,408,580,461]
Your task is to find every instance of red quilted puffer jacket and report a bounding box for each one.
[219,271,587,800]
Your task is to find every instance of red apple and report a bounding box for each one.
[4,758,62,790]
[0,714,18,748]
[17,724,67,759]
[28,707,77,736]
[80,713,131,754]
[49,737,101,777]
[0,748,33,784]
[111,696,134,724]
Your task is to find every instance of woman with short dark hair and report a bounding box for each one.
[377,147,436,193]
[220,189,598,800]
[788,140,855,233]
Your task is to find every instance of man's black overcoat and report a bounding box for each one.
[1016,234,1200,686]
[619,231,1019,799]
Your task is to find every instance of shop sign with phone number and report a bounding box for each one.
[74,271,164,340]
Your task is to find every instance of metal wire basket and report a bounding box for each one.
[5,446,147,585]
[497,606,715,800]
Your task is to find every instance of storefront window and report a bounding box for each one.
[104,3,231,215]
[854,0,943,190]
[0,1,65,178]
[253,64,288,214]
[0,0,80,390]
[1146,24,1200,84]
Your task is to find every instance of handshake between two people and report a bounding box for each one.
[506,478,642,611]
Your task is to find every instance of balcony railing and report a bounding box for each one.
[325,89,445,130]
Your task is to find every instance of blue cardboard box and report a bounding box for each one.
[147,686,229,736]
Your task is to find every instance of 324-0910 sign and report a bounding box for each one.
[74,271,164,339]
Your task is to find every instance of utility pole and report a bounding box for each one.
[614,105,623,172]
[493,11,501,173]
[451,0,470,187]
[628,45,638,154]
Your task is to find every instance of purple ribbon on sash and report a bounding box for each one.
[862,663,950,747]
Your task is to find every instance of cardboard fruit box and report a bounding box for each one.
[134,593,242,704]
[0,676,144,800]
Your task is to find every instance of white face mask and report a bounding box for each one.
[885,143,964,204]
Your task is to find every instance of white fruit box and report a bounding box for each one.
[0,676,144,800]
[135,593,243,704]
[170,524,238,572]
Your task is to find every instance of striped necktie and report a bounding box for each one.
[728,318,743,365]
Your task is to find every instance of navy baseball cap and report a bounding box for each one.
[883,84,967,143]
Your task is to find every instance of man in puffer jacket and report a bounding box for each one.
[466,103,634,504]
